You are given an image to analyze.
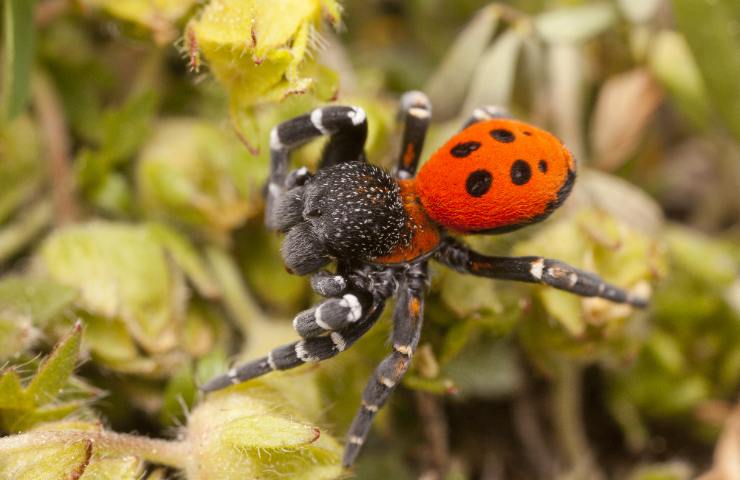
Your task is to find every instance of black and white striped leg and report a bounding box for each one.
[462,105,511,129]
[395,91,431,179]
[295,266,401,338]
[201,298,387,393]
[293,289,368,339]
[434,238,648,308]
[266,105,368,230]
[309,270,349,298]
[342,263,427,468]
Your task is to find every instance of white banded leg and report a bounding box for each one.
[395,91,431,179]
[461,105,511,129]
[309,270,349,297]
[293,292,366,339]
[434,238,649,308]
[342,264,427,468]
[266,105,368,230]
[201,299,387,393]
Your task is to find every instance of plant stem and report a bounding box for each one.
[552,359,605,480]
[33,72,79,224]
[205,244,268,334]
[0,430,189,469]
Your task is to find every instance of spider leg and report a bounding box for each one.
[266,105,368,230]
[395,91,431,179]
[295,267,399,338]
[434,238,648,308]
[281,221,331,274]
[201,296,387,393]
[342,262,427,468]
[461,105,511,129]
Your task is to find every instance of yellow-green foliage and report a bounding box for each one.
[189,0,340,105]
[136,119,266,240]
[2,0,740,479]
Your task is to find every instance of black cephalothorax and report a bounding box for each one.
[274,161,412,275]
[202,91,649,469]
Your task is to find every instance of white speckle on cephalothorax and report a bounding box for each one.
[301,161,410,261]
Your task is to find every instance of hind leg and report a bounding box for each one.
[342,262,428,467]
[394,91,431,179]
[461,105,511,129]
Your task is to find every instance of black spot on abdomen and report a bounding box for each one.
[538,159,548,173]
[490,129,515,143]
[451,141,481,158]
[510,160,532,185]
[466,169,493,197]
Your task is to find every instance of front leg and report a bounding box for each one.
[435,238,648,308]
[266,105,367,230]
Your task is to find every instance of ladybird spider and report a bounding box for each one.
[202,91,648,468]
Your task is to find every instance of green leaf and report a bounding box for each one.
[441,340,522,399]
[648,30,711,129]
[40,222,183,353]
[535,2,616,44]
[0,275,77,327]
[160,363,196,426]
[0,369,28,409]
[221,415,320,449]
[0,199,53,265]
[26,322,82,403]
[0,438,93,480]
[462,29,523,115]
[0,115,44,222]
[425,4,500,119]
[147,222,220,299]
[1,0,35,121]
[673,0,740,142]
[79,454,144,480]
[75,91,158,210]
[617,0,662,24]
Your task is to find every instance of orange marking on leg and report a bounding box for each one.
[403,144,416,167]
[409,297,421,316]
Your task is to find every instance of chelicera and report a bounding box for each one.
[202,91,648,468]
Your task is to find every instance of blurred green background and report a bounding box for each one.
[1,0,740,479]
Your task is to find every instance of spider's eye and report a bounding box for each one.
[465,169,492,197]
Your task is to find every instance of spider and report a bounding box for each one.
[202,91,648,468]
